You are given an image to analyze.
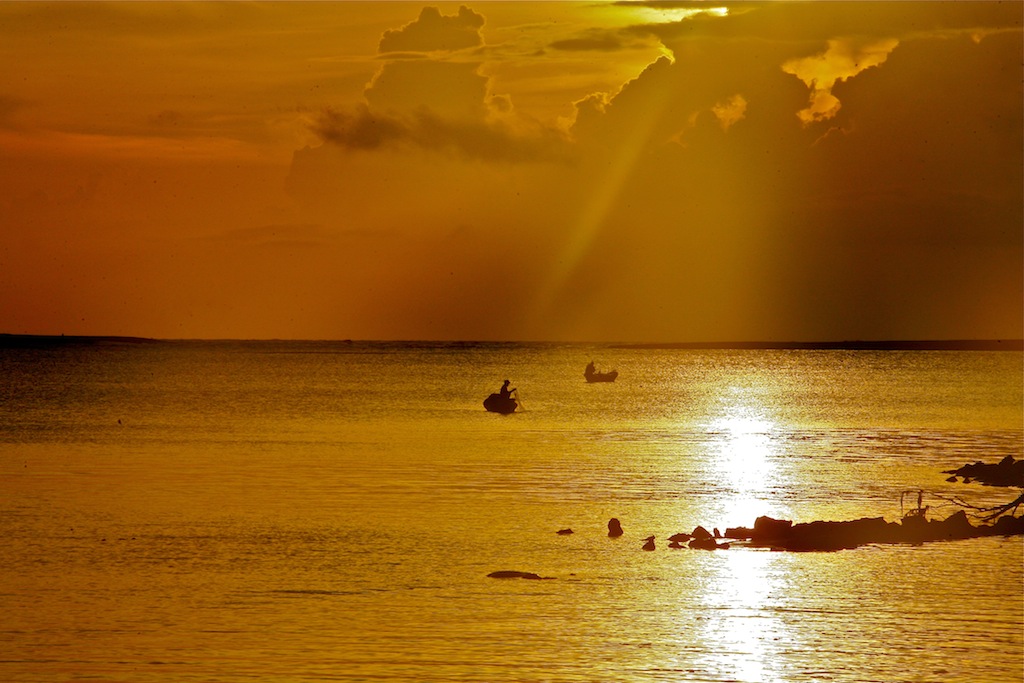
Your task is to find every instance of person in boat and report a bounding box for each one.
[585,361,596,376]
[498,379,516,399]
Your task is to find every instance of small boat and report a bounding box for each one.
[483,393,518,414]
[584,361,618,383]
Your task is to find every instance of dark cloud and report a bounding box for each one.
[378,5,485,54]
[312,105,408,150]
[312,104,569,163]
[569,56,676,140]
[550,34,626,52]
[553,19,1022,340]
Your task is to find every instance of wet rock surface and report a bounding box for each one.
[944,455,1024,487]
[725,511,1023,551]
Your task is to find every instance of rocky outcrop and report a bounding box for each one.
[719,457,1024,551]
[944,455,1024,487]
[724,511,1024,551]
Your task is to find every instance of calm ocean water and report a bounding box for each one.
[1,340,1021,683]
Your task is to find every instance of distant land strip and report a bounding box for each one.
[0,334,160,348]
[1,334,1021,351]
[613,340,1024,351]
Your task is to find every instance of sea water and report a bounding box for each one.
[0,340,1021,682]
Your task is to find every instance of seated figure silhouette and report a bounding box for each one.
[484,380,518,414]
[498,379,515,399]
[607,518,623,537]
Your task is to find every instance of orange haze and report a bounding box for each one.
[1,1,1021,341]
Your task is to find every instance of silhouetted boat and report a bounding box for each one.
[584,362,618,383]
[483,393,518,414]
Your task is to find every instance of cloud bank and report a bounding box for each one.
[285,2,1021,342]
[378,5,485,54]
[5,2,1015,342]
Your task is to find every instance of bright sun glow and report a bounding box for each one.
[711,412,774,485]
[706,387,787,527]
[632,6,729,24]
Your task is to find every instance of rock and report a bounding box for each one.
[719,504,1023,552]
[934,510,976,540]
[667,532,691,543]
[899,513,931,544]
[992,515,1024,536]
[943,456,1024,487]
[748,516,901,551]
[723,526,754,540]
[784,517,895,551]
[607,518,623,537]
[556,528,574,535]
[750,516,793,544]
[487,570,545,580]
[691,525,713,541]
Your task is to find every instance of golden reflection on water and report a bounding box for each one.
[2,344,1021,682]
[705,385,790,527]
[694,549,789,682]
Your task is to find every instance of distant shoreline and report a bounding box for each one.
[611,340,1024,351]
[0,334,161,348]
[1,334,1021,351]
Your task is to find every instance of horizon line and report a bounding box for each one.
[1,333,1021,351]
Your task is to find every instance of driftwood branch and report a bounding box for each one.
[936,491,1024,522]
[941,455,1024,522]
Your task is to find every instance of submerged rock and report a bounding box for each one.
[487,570,548,580]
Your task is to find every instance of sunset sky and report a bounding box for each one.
[1,1,1021,342]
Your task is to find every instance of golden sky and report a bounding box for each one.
[1,1,1021,342]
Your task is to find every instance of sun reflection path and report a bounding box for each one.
[692,549,791,683]
[706,387,792,529]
